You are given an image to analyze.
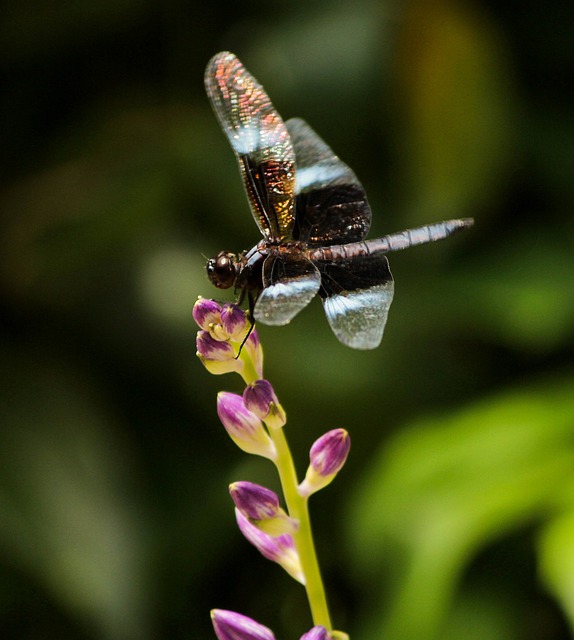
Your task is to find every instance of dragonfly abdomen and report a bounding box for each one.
[307,218,473,262]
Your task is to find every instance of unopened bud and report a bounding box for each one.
[235,509,304,584]
[230,482,296,536]
[220,303,248,340]
[211,609,276,640]
[300,627,329,640]
[216,393,276,460]
[193,298,222,331]
[298,429,350,498]
[243,380,286,429]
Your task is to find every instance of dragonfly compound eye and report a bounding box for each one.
[207,251,236,289]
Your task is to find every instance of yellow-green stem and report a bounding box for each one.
[239,355,260,385]
[270,427,332,631]
[240,364,331,629]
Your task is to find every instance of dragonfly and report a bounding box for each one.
[204,51,473,349]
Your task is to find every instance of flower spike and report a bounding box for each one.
[217,393,276,460]
[299,429,350,498]
[211,609,276,640]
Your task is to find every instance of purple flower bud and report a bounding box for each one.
[243,380,275,418]
[193,298,222,330]
[298,429,350,498]
[235,509,304,584]
[193,299,249,346]
[217,393,276,460]
[211,609,276,640]
[230,482,297,536]
[300,626,329,640]
[243,380,286,429]
[197,330,234,360]
[309,429,350,476]
[229,482,280,520]
[220,303,248,340]
[197,331,243,375]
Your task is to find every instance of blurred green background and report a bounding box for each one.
[1,0,573,638]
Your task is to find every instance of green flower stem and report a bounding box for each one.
[239,353,331,629]
[239,356,260,385]
[270,426,332,631]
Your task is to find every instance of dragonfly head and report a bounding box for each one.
[207,251,237,289]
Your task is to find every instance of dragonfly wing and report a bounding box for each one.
[286,117,371,246]
[205,52,296,241]
[254,255,321,326]
[318,253,394,349]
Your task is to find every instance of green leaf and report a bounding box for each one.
[346,377,574,639]
[539,511,574,630]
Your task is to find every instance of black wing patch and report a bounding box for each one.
[254,253,321,326]
[287,118,371,247]
[317,252,394,349]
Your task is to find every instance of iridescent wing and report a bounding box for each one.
[316,252,394,349]
[254,254,321,326]
[205,52,296,241]
[286,118,371,246]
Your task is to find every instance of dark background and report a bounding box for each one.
[1,1,573,639]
